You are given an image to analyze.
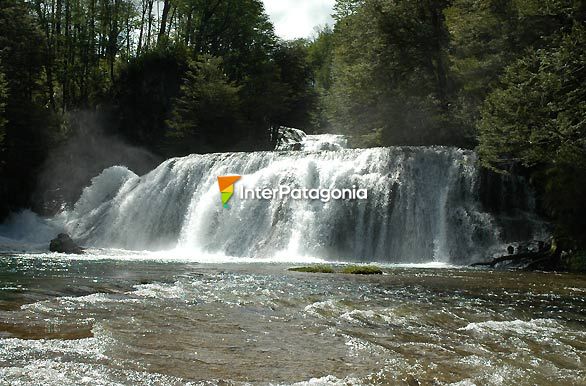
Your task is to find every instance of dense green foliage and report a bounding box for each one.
[448,0,583,134]
[0,0,62,217]
[167,55,242,153]
[478,25,585,170]
[306,26,334,131]
[113,45,189,152]
[313,0,584,149]
[326,0,458,146]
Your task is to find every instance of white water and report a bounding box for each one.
[0,134,545,263]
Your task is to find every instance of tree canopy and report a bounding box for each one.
[167,55,242,154]
[325,0,457,146]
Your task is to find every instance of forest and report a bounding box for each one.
[0,0,584,246]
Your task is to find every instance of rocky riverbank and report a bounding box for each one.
[472,240,586,272]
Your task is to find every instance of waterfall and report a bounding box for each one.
[53,133,545,263]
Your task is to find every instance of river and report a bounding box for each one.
[0,253,584,385]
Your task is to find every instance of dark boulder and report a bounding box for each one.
[49,233,84,254]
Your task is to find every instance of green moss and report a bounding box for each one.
[288,264,335,273]
[341,265,383,275]
[288,264,384,275]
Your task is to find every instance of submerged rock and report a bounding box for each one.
[49,233,84,254]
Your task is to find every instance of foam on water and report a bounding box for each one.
[459,318,563,335]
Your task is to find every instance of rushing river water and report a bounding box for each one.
[0,252,584,385]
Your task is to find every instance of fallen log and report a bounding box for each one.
[471,248,558,270]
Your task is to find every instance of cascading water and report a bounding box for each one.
[49,132,545,264]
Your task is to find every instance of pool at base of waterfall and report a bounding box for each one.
[0,252,584,385]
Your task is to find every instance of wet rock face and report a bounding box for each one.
[49,233,84,254]
[275,126,307,150]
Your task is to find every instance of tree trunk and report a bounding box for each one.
[184,8,193,46]
[146,0,154,50]
[157,0,171,46]
[426,0,449,109]
[137,0,147,54]
[63,0,70,110]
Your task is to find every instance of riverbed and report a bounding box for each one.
[0,252,584,385]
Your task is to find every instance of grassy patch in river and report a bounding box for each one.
[288,264,383,275]
[288,264,335,273]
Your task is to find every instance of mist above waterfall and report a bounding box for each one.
[34,111,161,214]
